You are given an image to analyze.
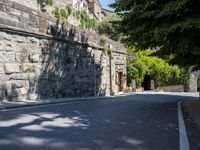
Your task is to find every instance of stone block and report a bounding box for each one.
[29,54,40,62]
[23,63,35,72]
[22,12,29,18]
[0,90,5,100]
[29,93,39,100]
[7,87,28,100]
[0,52,15,62]
[8,89,18,97]
[5,63,22,73]
[10,73,29,80]
[13,35,26,43]
[27,37,39,44]
[9,7,22,16]
[28,72,36,80]
[11,80,26,89]
[0,63,4,74]
[16,94,28,101]
[0,81,11,90]
[9,14,20,23]
[5,42,16,51]
[18,87,28,95]
[18,16,28,24]
[0,11,9,22]
[0,74,10,81]
[15,53,29,63]
[0,41,4,50]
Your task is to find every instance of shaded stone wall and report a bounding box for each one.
[0,0,127,101]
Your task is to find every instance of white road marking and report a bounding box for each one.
[178,101,190,150]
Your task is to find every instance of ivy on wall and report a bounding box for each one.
[52,4,96,30]
[46,0,53,5]
[79,11,96,30]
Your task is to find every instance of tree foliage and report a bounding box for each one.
[97,14,123,41]
[127,48,191,88]
[110,0,200,68]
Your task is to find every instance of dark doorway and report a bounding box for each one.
[197,76,200,92]
[118,72,123,92]
[142,75,151,91]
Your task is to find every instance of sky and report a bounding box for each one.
[100,0,115,11]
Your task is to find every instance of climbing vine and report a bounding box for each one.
[52,4,96,30]
[52,5,72,22]
[46,0,53,5]
[79,11,96,30]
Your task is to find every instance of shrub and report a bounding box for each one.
[127,48,191,88]
[52,7,68,22]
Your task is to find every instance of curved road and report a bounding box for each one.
[0,93,199,150]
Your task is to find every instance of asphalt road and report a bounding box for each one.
[0,93,199,150]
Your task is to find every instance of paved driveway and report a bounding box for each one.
[0,93,199,150]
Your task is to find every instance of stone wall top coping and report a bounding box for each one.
[0,23,127,55]
[0,0,37,15]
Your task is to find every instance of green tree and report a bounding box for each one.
[110,0,200,68]
[97,14,123,41]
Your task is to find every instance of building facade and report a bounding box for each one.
[71,0,113,21]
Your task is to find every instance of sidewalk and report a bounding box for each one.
[182,99,200,129]
[0,93,134,110]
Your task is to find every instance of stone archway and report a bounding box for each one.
[189,70,200,92]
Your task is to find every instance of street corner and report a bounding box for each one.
[182,100,200,130]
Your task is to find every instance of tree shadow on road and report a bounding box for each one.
[0,94,199,150]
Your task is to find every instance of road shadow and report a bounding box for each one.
[0,94,199,149]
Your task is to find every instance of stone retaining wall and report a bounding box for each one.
[0,0,127,101]
[156,85,184,92]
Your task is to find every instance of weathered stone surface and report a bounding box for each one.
[0,73,10,82]
[28,93,39,100]
[0,32,12,41]
[0,90,5,100]
[18,87,28,95]
[15,53,29,63]
[9,7,22,16]
[27,37,39,44]
[13,35,26,43]
[0,52,15,62]
[28,72,36,80]
[5,42,16,51]
[11,80,27,88]
[29,54,40,62]
[0,81,11,90]
[23,63,35,72]
[0,63,4,74]
[10,73,28,80]
[5,63,22,73]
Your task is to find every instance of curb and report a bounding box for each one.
[182,99,200,130]
[0,94,135,111]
